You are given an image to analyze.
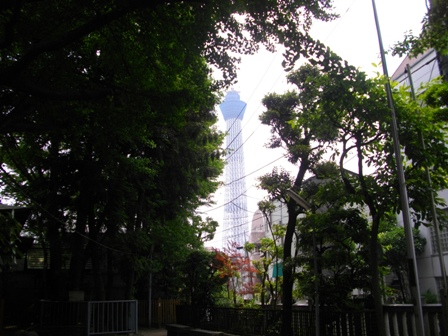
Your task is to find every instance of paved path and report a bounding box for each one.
[138,328,167,336]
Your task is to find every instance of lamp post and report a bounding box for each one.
[286,189,320,336]
[371,1,425,335]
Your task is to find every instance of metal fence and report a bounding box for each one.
[39,300,138,336]
[87,300,138,335]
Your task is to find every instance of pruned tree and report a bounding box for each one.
[259,64,342,335]
[259,60,448,335]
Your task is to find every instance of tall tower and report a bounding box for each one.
[219,90,249,248]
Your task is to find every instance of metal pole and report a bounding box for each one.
[406,64,448,336]
[313,230,320,336]
[371,1,425,335]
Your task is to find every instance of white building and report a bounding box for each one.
[392,49,448,300]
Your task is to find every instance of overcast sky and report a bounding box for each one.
[203,0,428,248]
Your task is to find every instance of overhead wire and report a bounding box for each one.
[223,0,358,167]
[222,50,280,156]
[206,1,375,244]
[201,153,288,213]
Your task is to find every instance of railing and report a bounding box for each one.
[38,301,446,335]
[176,306,378,336]
[383,304,444,336]
[40,300,87,330]
[178,304,445,336]
[87,300,138,336]
[39,300,138,335]
[319,308,377,336]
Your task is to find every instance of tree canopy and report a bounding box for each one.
[0,0,340,302]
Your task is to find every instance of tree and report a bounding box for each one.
[294,171,371,309]
[0,0,340,302]
[260,60,448,335]
[0,211,24,299]
[258,64,342,335]
[0,46,225,299]
[217,242,258,307]
[247,200,285,307]
[0,0,337,129]
[179,249,229,306]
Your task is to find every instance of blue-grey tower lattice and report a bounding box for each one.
[219,90,249,248]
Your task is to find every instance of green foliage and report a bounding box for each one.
[295,189,371,308]
[392,79,448,226]
[257,168,295,201]
[254,201,287,306]
[379,223,426,303]
[0,0,341,301]
[260,54,448,336]
[0,3,227,299]
[0,0,337,100]
[420,80,448,111]
[391,0,448,57]
[422,289,439,304]
[179,249,229,306]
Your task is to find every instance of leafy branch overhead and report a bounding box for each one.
[0,0,336,105]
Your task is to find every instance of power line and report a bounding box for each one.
[223,50,281,151]
[201,154,288,214]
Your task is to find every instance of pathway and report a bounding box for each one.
[138,328,167,336]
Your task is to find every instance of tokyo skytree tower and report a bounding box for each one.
[219,90,249,248]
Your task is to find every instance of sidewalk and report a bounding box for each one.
[138,328,167,336]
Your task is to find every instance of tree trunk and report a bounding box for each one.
[48,218,64,300]
[106,249,115,300]
[281,161,309,336]
[370,219,386,336]
[125,268,135,300]
[91,243,106,300]
[69,213,86,291]
[280,201,298,336]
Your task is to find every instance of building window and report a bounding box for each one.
[430,225,448,254]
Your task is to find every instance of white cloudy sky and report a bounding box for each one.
[202,0,428,248]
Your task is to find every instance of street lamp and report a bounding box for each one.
[287,189,311,211]
[286,189,319,336]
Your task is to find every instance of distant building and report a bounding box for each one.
[392,49,448,300]
[392,49,440,89]
[219,90,249,248]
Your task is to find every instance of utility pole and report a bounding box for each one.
[371,1,425,335]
